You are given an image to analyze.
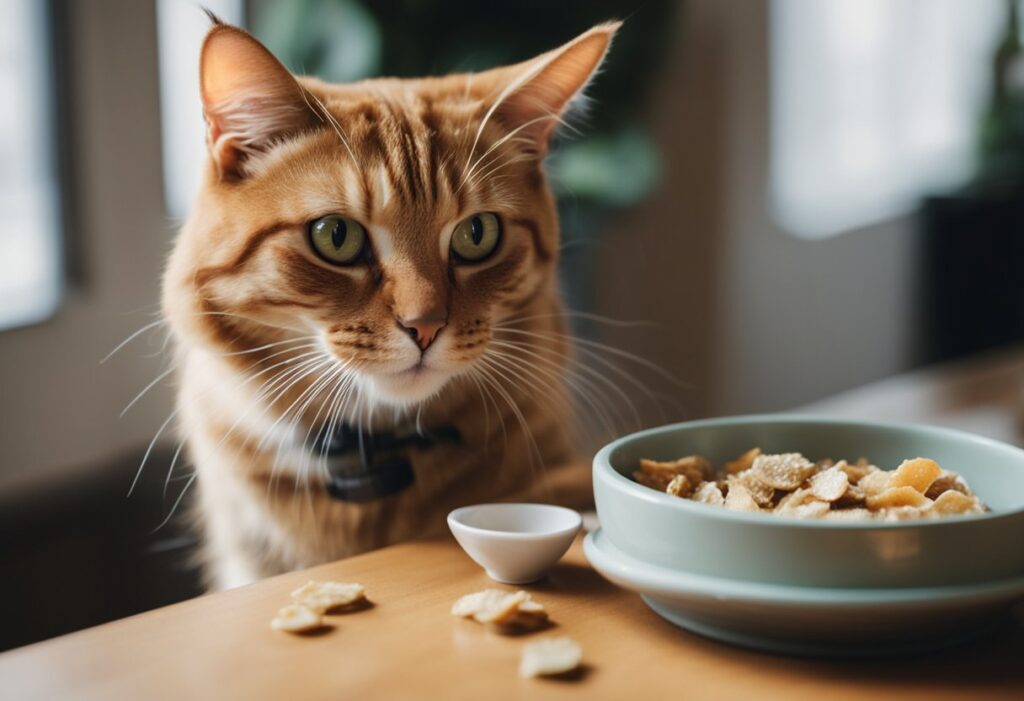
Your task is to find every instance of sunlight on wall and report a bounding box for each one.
[771,0,1005,238]
[157,0,243,220]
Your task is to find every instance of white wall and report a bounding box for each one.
[0,0,925,494]
[0,0,175,492]
[596,0,919,420]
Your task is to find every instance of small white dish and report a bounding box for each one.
[447,503,582,584]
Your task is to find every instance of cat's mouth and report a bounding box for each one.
[363,360,452,407]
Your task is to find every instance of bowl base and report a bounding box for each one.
[585,529,1024,659]
[485,569,545,585]
[642,595,1006,658]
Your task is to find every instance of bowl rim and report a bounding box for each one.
[447,502,583,540]
[594,413,1024,530]
[584,528,1024,606]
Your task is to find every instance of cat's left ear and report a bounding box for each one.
[199,23,319,179]
[477,21,621,157]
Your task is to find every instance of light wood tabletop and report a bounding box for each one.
[2,534,1022,700]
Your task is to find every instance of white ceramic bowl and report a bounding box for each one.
[447,503,582,584]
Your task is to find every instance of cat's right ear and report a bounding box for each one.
[199,24,316,179]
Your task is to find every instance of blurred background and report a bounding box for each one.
[3,0,1024,650]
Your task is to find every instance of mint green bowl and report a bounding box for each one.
[587,415,1024,655]
[592,415,1024,589]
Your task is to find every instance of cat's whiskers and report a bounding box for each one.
[498,309,660,330]
[500,332,678,424]
[464,367,502,456]
[120,365,178,418]
[262,358,340,499]
[191,310,311,335]
[460,151,536,197]
[463,365,513,475]
[491,325,685,389]
[319,365,363,468]
[479,345,604,443]
[296,362,361,482]
[459,115,555,195]
[478,348,580,429]
[264,356,359,496]
[489,325,684,426]
[151,471,198,534]
[129,408,181,498]
[121,334,321,419]
[301,89,359,167]
[207,348,331,458]
[152,344,326,505]
[101,318,168,364]
[471,354,548,489]
[283,363,353,544]
[484,342,634,439]
[162,439,187,500]
[255,356,337,459]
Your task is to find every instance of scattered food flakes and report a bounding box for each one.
[519,637,582,678]
[291,580,366,614]
[271,604,322,633]
[809,466,849,502]
[451,589,548,630]
[888,458,942,493]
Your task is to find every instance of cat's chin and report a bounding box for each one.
[361,366,453,407]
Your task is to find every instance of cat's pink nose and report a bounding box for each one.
[398,315,447,351]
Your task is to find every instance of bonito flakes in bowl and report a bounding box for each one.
[633,449,987,521]
[588,416,1024,655]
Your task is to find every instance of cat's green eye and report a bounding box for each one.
[309,215,367,265]
[450,213,501,263]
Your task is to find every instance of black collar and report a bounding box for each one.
[312,421,461,502]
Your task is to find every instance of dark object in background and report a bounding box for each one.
[976,0,1024,192]
[922,2,1024,365]
[921,193,1024,365]
[0,448,202,651]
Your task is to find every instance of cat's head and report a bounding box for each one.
[164,18,618,408]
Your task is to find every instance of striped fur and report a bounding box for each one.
[162,21,618,589]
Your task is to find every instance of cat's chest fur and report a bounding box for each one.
[162,18,619,591]
[177,329,584,590]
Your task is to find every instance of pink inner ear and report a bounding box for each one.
[490,26,618,153]
[199,26,314,178]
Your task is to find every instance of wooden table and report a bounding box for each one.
[1,536,1022,700]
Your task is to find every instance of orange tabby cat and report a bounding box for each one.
[162,16,619,590]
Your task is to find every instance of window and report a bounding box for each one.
[771,0,1005,239]
[0,0,63,330]
[157,0,244,219]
